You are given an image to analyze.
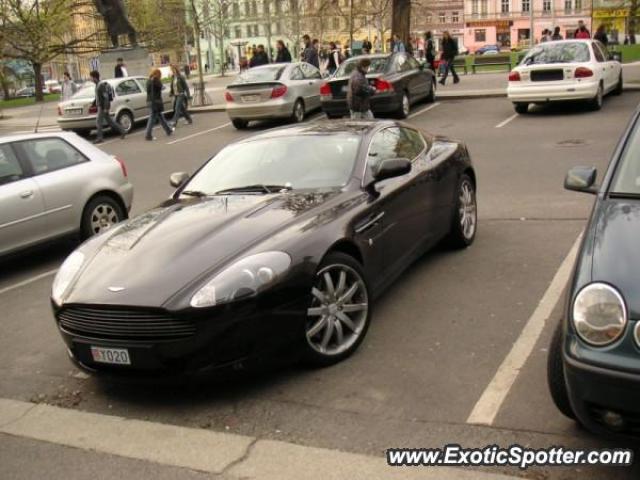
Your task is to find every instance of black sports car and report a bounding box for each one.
[320,53,436,119]
[51,121,476,376]
[548,106,640,436]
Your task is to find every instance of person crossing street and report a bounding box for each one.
[145,68,174,141]
[439,31,460,86]
[170,64,193,127]
[89,70,125,145]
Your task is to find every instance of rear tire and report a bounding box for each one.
[397,92,410,119]
[231,118,248,129]
[116,110,134,134]
[613,74,623,96]
[547,322,576,420]
[446,174,477,249]
[588,83,603,111]
[426,80,436,103]
[291,99,305,123]
[80,195,125,240]
[513,102,528,114]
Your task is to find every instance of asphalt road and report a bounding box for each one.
[1,93,640,479]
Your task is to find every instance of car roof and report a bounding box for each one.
[0,131,80,145]
[344,53,391,61]
[238,120,398,142]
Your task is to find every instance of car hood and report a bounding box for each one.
[590,198,640,319]
[64,191,342,308]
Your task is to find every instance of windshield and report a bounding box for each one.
[610,120,640,195]
[234,66,286,83]
[335,57,389,77]
[521,42,591,65]
[73,85,95,99]
[184,135,361,195]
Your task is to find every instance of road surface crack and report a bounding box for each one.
[219,437,259,476]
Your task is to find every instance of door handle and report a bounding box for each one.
[20,190,33,199]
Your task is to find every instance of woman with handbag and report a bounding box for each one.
[145,69,174,141]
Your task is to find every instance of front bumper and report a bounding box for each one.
[226,99,294,120]
[507,80,598,103]
[321,92,400,117]
[118,182,134,212]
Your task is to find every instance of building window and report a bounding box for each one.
[233,2,240,17]
[452,11,459,22]
[275,0,282,14]
[575,0,582,10]
[475,29,486,42]
[481,0,488,16]
[543,0,551,12]
[251,1,257,15]
[426,13,433,23]
[501,0,509,13]
[333,16,339,30]
[235,26,242,38]
[472,0,479,15]
[439,12,446,23]
[564,0,571,12]
[521,0,529,12]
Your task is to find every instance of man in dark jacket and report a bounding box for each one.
[302,34,319,68]
[114,57,127,78]
[249,45,270,67]
[347,58,376,119]
[90,70,125,144]
[362,38,372,54]
[425,31,436,70]
[170,64,192,127]
[439,31,460,85]
[275,40,292,63]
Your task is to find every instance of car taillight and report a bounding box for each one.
[224,91,234,102]
[575,67,593,78]
[271,84,288,98]
[374,78,394,93]
[508,71,521,81]
[88,104,97,114]
[320,82,332,97]
[115,157,127,178]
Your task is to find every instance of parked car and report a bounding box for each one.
[508,40,622,114]
[57,76,173,136]
[50,120,476,377]
[320,53,436,119]
[225,62,323,129]
[475,44,500,55]
[15,87,36,98]
[0,132,133,257]
[45,80,62,94]
[548,107,640,436]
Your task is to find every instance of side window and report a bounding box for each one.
[367,128,403,172]
[0,144,25,186]
[301,63,322,79]
[407,56,420,70]
[394,54,412,73]
[400,128,426,160]
[116,79,141,96]
[290,67,304,80]
[597,41,611,61]
[592,44,605,62]
[136,78,148,91]
[17,138,87,175]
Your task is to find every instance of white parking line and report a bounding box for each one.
[0,269,58,296]
[495,114,518,129]
[166,122,231,145]
[407,102,441,119]
[466,233,582,426]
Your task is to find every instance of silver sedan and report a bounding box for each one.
[0,132,133,256]
[225,62,324,129]
[57,76,173,135]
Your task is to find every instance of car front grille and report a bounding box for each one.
[57,305,196,342]
[531,69,564,82]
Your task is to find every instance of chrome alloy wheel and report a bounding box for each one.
[90,203,120,234]
[459,179,477,240]
[306,264,369,356]
[402,94,410,117]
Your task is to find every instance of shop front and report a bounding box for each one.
[465,20,511,52]
[593,8,630,43]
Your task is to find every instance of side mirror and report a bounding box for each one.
[170,171,189,188]
[564,166,597,194]
[373,158,412,183]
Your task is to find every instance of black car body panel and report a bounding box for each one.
[52,120,474,376]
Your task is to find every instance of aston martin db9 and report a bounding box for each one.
[51,120,476,377]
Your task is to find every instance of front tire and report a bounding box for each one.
[397,92,410,119]
[613,74,623,96]
[291,99,305,123]
[303,252,371,367]
[231,118,248,129]
[80,195,125,240]
[588,83,603,111]
[116,110,134,134]
[513,102,528,114]
[426,80,436,103]
[446,174,477,249]
[547,323,576,419]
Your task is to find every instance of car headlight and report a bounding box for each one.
[51,251,85,306]
[572,283,627,346]
[190,251,291,308]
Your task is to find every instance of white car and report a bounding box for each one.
[507,40,622,114]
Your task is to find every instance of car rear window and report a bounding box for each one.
[73,85,95,99]
[234,66,286,84]
[521,42,591,65]
[335,57,389,77]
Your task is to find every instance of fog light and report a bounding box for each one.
[602,410,625,430]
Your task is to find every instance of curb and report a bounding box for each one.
[0,398,520,480]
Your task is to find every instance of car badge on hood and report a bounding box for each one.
[108,286,125,292]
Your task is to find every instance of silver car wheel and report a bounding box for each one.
[596,85,603,108]
[402,94,410,117]
[90,203,120,235]
[306,264,369,356]
[117,112,133,133]
[459,180,477,240]
[294,101,305,123]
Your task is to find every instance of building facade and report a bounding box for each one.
[412,0,465,52]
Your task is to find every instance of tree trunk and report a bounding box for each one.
[33,62,44,102]
[392,0,410,48]
[629,0,638,43]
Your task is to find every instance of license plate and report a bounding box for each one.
[90,346,131,365]
[66,108,83,116]
[242,94,260,102]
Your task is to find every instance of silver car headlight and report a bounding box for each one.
[190,251,291,308]
[51,251,85,306]
[572,283,627,346]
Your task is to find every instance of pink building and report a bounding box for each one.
[464,0,592,52]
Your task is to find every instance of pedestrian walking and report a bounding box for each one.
[362,38,372,54]
[184,64,191,78]
[249,45,269,67]
[594,25,608,45]
[89,70,125,144]
[327,42,341,75]
[392,34,406,53]
[425,31,436,70]
[145,68,174,141]
[302,34,320,68]
[439,31,459,86]
[575,20,590,39]
[275,40,292,63]
[61,71,77,101]
[551,26,563,41]
[347,58,376,120]
[114,57,128,78]
[170,64,192,128]
[540,29,552,43]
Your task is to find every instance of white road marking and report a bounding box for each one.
[407,102,441,119]
[466,233,582,426]
[495,114,518,129]
[0,269,58,296]
[166,122,231,145]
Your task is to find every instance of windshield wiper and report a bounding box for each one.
[215,184,292,195]
[181,190,210,198]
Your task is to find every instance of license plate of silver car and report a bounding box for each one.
[90,346,131,365]
[66,108,83,116]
